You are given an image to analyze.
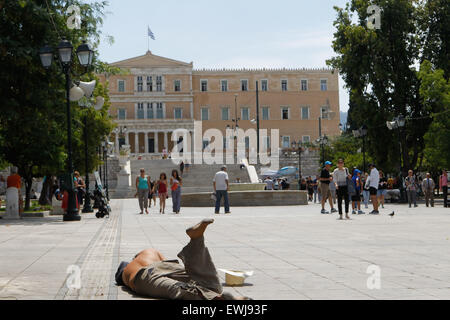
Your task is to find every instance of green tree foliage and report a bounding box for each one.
[327,0,448,176]
[418,61,450,171]
[0,0,116,209]
[322,134,374,174]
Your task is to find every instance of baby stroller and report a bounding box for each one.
[91,184,111,218]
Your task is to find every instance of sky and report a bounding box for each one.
[94,0,350,112]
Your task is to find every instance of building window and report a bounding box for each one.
[281,80,288,91]
[281,107,289,120]
[320,79,328,91]
[174,107,182,119]
[137,103,144,119]
[241,107,249,121]
[302,136,311,144]
[201,80,208,92]
[147,76,153,92]
[261,79,268,92]
[202,139,210,150]
[118,109,126,120]
[221,80,228,92]
[301,79,308,91]
[137,76,143,92]
[262,107,270,120]
[201,107,209,120]
[245,137,250,150]
[301,106,310,120]
[147,103,154,119]
[118,80,125,92]
[282,136,290,148]
[221,107,229,121]
[241,79,248,91]
[156,76,163,92]
[156,102,164,119]
[320,106,329,119]
[174,80,181,92]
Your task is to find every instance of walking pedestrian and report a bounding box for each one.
[319,161,337,214]
[368,164,380,214]
[213,165,230,214]
[351,169,364,214]
[135,168,150,215]
[170,169,182,214]
[333,159,352,220]
[313,177,319,203]
[179,161,185,177]
[148,178,157,209]
[405,170,418,208]
[306,177,314,201]
[74,171,86,208]
[155,173,168,214]
[329,177,337,205]
[422,173,435,207]
[439,169,448,208]
[377,170,388,209]
[362,172,370,209]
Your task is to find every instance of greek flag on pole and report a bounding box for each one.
[148,26,155,40]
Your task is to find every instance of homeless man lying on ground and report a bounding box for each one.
[115,219,251,300]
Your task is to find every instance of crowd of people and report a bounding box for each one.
[312,161,449,219]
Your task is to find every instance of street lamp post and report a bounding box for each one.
[40,40,94,222]
[82,114,93,213]
[387,115,406,201]
[291,140,303,179]
[113,126,128,154]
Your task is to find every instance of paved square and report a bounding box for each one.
[0,199,449,300]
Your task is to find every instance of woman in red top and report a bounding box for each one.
[154,173,168,214]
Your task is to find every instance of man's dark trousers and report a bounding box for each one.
[215,190,230,213]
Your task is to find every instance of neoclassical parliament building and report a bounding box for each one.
[100,51,340,156]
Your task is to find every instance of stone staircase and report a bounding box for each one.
[181,164,251,194]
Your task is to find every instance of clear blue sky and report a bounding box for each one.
[94,0,350,112]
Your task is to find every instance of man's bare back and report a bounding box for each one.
[122,249,166,291]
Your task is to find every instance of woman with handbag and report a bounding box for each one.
[170,169,182,214]
[351,169,364,215]
[332,159,353,220]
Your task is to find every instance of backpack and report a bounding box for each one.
[346,168,356,196]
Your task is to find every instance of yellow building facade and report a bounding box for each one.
[102,51,340,156]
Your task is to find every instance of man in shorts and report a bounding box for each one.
[319,161,337,214]
[368,164,380,214]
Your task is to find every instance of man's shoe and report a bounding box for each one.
[414,204,418,208]
[215,212,220,214]
[321,209,329,214]
[225,211,231,214]
[358,210,365,214]
[331,208,337,213]
[352,210,356,215]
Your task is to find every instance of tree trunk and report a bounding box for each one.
[24,176,33,211]
[38,175,53,206]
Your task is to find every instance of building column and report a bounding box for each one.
[164,131,169,151]
[154,131,159,154]
[135,131,139,155]
[144,132,149,154]
[125,131,130,146]
[115,133,119,154]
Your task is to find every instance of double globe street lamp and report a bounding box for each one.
[40,39,94,221]
[387,115,406,202]
[291,140,304,180]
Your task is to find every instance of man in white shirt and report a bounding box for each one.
[213,166,230,214]
[368,164,380,214]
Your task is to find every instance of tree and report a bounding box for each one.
[418,60,450,171]
[327,0,440,175]
[0,0,115,210]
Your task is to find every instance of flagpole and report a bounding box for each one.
[147,26,149,52]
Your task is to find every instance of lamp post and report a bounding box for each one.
[352,125,368,173]
[40,40,94,222]
[226,94,240,163]
[82,115,93,213]
[291,140,303,180]
[387,115,406,201]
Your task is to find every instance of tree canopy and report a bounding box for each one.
[0,0,117,209]
[327,0,449,175]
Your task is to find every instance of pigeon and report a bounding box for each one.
[389,211,395,217]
